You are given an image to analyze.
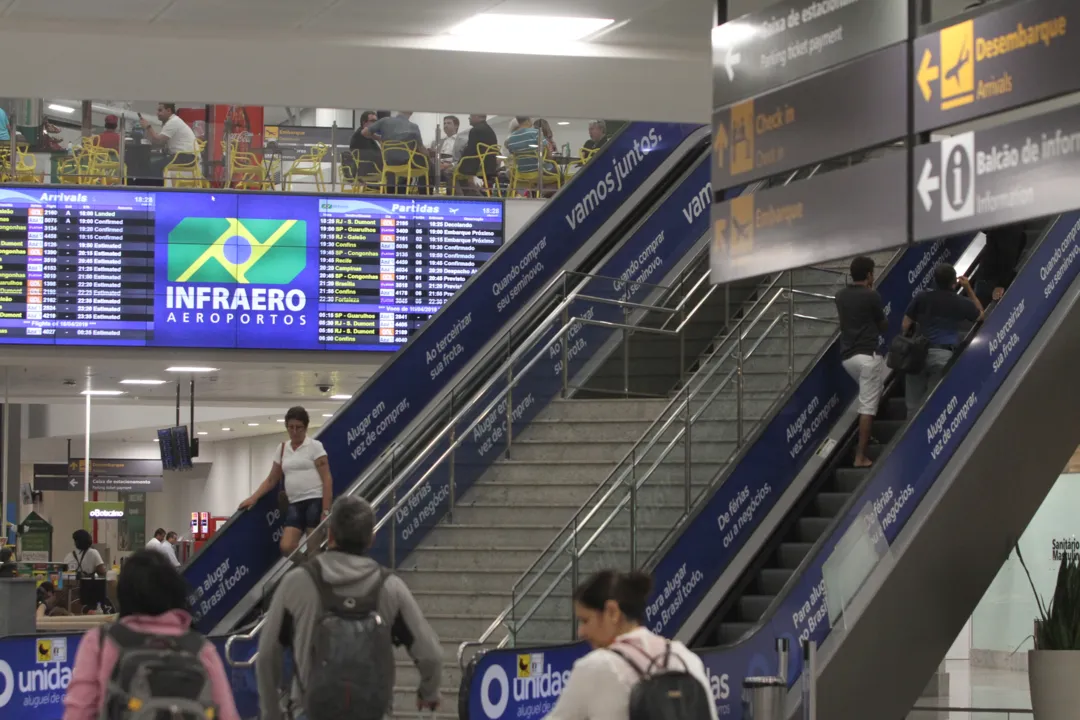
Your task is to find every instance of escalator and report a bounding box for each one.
[186,121,715,636]
[460,211,1080,720]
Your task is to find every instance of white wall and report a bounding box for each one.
[505,199,546,239]
[970,473,1080,654]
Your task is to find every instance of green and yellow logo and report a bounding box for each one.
[168,218,307,284]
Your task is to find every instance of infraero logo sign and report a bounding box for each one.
[164,218,310,325]
[167,218,306,284]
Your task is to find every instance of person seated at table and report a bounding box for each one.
[97,115,121,151]
[345,110,383,184]
[362,111,426,194]
[535,118,558,156]
[139,102,197,175]
[583,120,608,152]
[455,114,499,195]
[36,581,73,617]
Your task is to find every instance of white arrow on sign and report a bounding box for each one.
[724,46,741,82]
[68,478,79,487]
[917,158,940,212]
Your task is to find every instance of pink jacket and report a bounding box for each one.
[62,609,240,720]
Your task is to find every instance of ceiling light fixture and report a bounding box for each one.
[276,418,285,423]
[330,394,351,401]
[448,14,614,42]
[48,103,76,114]
[197,431,208,436]
[557,121,570,126]
[322,413,333,418]
[80,389,124,396]
[166,366,218,373]
[221,427,232,432]
[247,422,260,427]
[119,379,167,385]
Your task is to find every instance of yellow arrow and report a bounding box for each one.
[917,48,939,102]
[713,124,729,168]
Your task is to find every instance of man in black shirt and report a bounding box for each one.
[456,114,499,194]
[903,263,984,414]
[834,256,888,468]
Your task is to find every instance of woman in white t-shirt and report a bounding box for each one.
[64,529,106,578]
[545,570,719,720]
[239,406,333,558]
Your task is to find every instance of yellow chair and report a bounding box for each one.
[163,151,208,189]
[340,150,382,194]
[14,148,42,184]
[507,146,561,198]
[0,148,11,183]
[85,147,124,186]
[379,141,429,195]
[451,142,501,196]
[284,143,328,192]
[57,156,81,184]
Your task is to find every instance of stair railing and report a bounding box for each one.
[456,247,892,663]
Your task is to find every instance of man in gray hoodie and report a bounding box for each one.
[257,495,442,720]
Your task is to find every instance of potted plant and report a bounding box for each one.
[1016,543,1080,720]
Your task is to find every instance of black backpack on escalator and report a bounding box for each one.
[609,641,713,720]
[297,561,395,720]
[886,323,929,374]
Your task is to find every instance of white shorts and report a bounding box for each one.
[842,353,885,416]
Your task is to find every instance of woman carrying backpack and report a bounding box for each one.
[545,570,718,720]
[62,550,240,720]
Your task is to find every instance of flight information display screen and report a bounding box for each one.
[0,188,503,350]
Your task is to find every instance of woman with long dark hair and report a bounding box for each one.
[544,570,717,720]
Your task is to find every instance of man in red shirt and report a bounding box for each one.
[97,114,121,151]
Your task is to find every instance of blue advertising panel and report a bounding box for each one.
[0,632,259,720]
[463,231,986,720]
[0,187,502,351]
[183,122,702,633]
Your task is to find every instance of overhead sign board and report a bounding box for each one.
[713,43,908,191]
[711,151,907,284]
[914,0,1078,132]
[34,459,164,492]
[913,101,1080,241]
[712,0,908,109]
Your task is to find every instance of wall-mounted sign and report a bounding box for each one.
[914,0,1079,133]
[83,501,126,529]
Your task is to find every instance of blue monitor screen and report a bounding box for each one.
[0,188,504,351]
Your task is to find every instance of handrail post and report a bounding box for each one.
[629,446,637,570]
[389,452,397,570]
[683,383,692,512]
[506,333,513,458]
[448,390,456,523]
[678,304,687,386]
[570,516,579,642]
[787,270,796,386]
[622,308,631,398]
[736,331,744,447]
[561,305,570,398]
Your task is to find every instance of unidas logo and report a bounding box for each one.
[0,659,72,708]
[479,658,571,719]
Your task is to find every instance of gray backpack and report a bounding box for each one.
[99,623,217,720]
[298,562,394,720]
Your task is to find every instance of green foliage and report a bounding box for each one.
[1016,543,1080,650]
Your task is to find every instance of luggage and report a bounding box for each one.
[298,562,394,720]
[100,623,217,720]
[886,324,929,374]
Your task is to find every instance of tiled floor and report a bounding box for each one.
[907,661,1032,720]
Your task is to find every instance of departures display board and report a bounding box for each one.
[0,187,503,350]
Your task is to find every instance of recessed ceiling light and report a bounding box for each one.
[448,14,614,42]
[166,366,218,373]
[48,103,76,114]
[153,437,159,442]
[247,422,260,427]
[557,121,570,126]
[120,379,167,385]
[81,389,124,396]
[322,413,333,418]
[276,418,285,423]
[221,427,232,432]
[197,431,208,436]
[330,394,351,401]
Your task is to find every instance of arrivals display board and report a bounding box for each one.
[0,187,503,351]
